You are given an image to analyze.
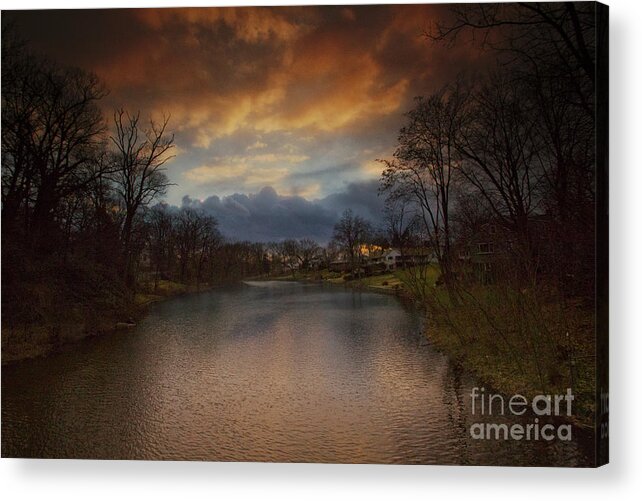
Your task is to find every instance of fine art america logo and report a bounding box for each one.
[470,387,574,441]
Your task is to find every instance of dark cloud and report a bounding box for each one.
[317,180,385,224]
[181,181,383,243]
[287,162,356,181]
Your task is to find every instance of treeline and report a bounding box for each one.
[377,3,602,411]
[2,34,126,330]
[0,33,260,336]
[381,2,598,299]
[265,238,322,277]
[143,205,270,286]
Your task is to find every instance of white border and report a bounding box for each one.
[1,1,640,499]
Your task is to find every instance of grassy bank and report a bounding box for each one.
[266,266,440,296]
[1,277,206,365]
[339,264,596,428]
[272,265,596,428]
[418,281,596,428]
[133,279,218,306]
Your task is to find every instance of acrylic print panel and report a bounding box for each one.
[1,2,608,466]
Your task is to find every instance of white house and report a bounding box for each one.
[383,249,402,271]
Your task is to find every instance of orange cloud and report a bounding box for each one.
[89,6,423,148]
[5,5,500,206]
[135,7,306,43]
[183,149,310,192]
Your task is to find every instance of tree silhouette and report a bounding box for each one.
[332,209,372,278]
[110,109,174,286]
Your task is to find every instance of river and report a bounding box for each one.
[1,281,592,465]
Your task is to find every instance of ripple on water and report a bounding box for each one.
[2,282,592,465]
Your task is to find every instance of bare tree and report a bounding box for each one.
[382,194,419,268]
[296,238,321,270]
[380,82,469,294]
[110,109,174,285]
[174,208,205,283]
[281,240,301,278]
[455,73,542,281]
[321,241,341,271]
[429,2,596,117]
[145,204,176,288]
[332,209,372,278]
[1,37,108,249]
[194,213,221,287]
[430,2,599,293]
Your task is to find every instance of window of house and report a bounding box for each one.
[478,242,493,254]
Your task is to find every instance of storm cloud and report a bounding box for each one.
[181,181,384,243]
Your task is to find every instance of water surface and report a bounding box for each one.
[2,281,592,465]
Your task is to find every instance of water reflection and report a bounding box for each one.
[2,281,592,464]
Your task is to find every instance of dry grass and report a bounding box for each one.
[424,284,596,425]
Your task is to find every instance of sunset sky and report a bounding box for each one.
[4,5,485,241]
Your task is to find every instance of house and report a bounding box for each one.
[405,247,438,267]
[369,247,437,272]
[455,222,507,283]
[458,216,556,284]
[383,249,402,271]
[329,259,350,273]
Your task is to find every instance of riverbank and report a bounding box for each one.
[345,269,595,430]
[1,279,214,365]
[262,268,428,298]
[418,285,596,430]
[133,279,219,307]
[262,269,596,429]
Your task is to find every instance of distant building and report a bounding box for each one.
[383,249,402,271]
[457,216,556,284]
[329,259,350,273]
